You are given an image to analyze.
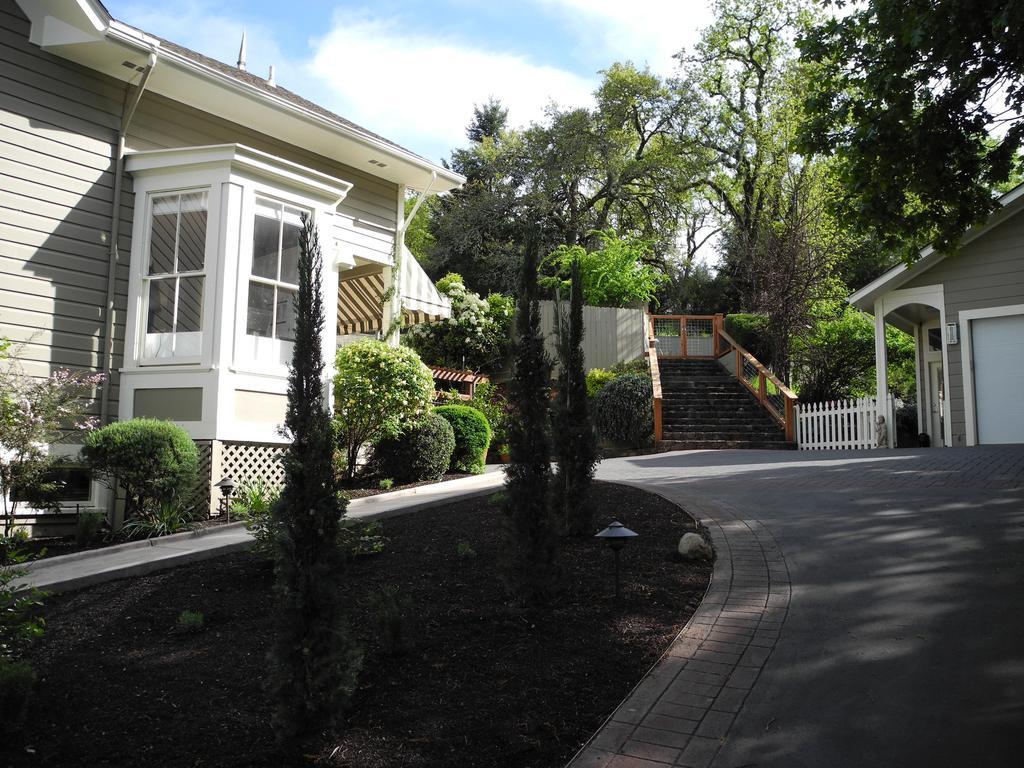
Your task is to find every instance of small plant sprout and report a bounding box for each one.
[378,478,394,490]
[456,540,477,559]
[176,610,205,634]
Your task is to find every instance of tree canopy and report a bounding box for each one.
[427,65,697,296]
[799,0,1024,252]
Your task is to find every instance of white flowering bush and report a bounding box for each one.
[0,345,105,535]
[333,340,434,481]
[404,273,514,373]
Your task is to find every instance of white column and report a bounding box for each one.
[383,185,407,346]
[319,212,340,408]
[873,299,892,448]
[914,322,925,442]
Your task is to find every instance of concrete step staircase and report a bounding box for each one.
[658,359,795,450]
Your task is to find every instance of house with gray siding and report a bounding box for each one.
[849,183,1024,447]
[0,0,461,525]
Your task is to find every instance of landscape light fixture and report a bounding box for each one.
[595,521,639,601]
[215,476,236,521]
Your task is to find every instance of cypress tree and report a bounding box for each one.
[503,233,561,605]
[269,215,362,750]
[552,255,599,536]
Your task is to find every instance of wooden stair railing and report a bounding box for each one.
[646,314,798,443]
[715,329,798,442]
[646,325,664,442]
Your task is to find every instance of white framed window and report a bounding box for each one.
[142,190,208,362]
[246,198,306,342]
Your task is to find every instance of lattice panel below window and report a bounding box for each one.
[221,442,287,492]
[193,440,213,513]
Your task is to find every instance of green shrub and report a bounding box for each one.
[120,498,196,540]
[0,658,35,738]
[609,358,649,378]
[176,610,205,634]
[0,540,44,666]
[339,518,388,558]
[82,418,199,521]
[403,274,515,373]
[378,478,394,490]
[75,510,106,546]
[585,368,617,398]
[367,585,417,656]
[333,340,435,481]
[435,405,491,473]
[231,480,282,560]
[593,374,653,448]
[586,359,649,398]
[724,314,769,361]
[465,382,510,451]
[368,412,455,484]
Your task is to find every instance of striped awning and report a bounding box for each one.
[337,247,451,335]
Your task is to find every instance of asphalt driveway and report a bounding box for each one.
[594,446,1024,768]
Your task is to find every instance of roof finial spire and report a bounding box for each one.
[267,65,276,87]
[237,29,247,71]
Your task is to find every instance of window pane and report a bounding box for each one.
[246,282,275,337]
[252,211,280,280]
[177,276,204,333]
[177,192,208,272]
[147,278,175,333]
[280,218,301,285]
[148,201,177,275]
[276,287,297,342]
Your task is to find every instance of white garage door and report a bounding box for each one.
[972,314,1024,444]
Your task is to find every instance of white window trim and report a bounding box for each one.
[231,183,326,378]
[139,189,210,366]
[959,303,1024,446]
[245,196,307,344]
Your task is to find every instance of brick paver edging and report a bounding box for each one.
[567,486,791,768]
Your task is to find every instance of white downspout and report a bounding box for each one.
[99,51,158,425]
[384,170,437,344]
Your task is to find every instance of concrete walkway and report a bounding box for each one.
[572,446,1024,768]
[22,470,503,594]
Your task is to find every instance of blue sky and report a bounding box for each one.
[105,0,714,163]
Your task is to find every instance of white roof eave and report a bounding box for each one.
[17,1,463,194]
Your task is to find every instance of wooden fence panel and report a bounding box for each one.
[539,301,646,370]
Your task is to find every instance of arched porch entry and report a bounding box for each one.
[874,285,950,447]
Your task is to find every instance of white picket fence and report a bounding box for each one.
[796,395,899,450]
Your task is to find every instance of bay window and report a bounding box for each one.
[246,198,305,342]
[143,190,208,361]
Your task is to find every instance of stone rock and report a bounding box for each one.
[677,532,713,561]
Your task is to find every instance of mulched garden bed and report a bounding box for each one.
[21,473,476,560]
[8,481,710,768]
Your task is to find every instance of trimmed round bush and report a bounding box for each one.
[333,339,435,481]
[81,418,199,519]
[593,374,653,448]
[369,412,455,484]
[434,405,491,474]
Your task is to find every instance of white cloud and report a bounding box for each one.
[538,0,714,74]
[307,16,595,162]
